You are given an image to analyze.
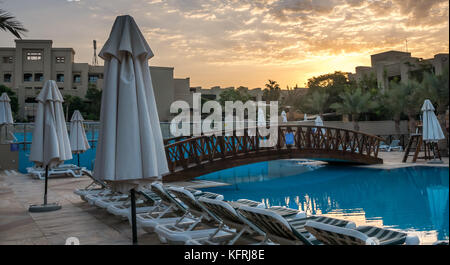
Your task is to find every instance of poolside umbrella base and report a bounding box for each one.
[29,203,61,212]
[28,166,61,212]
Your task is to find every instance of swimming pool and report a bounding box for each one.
[198,160,449,244]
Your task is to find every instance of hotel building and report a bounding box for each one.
[351,51,449,91]
[0,39,190,121]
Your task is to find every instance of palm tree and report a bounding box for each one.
[384,80,423,135]
[330,87,377,131]
[263,80,281,102]
[383,83,406,135]
[0,9,27,39]
[303,90,329,117]
[63,95,74,121]
[420,67,449,121]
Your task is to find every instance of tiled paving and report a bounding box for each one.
[0,152,448,245]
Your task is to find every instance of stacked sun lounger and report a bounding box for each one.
[27,164,90,179]
[74,180,423,245]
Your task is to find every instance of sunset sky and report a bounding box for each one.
[0,0,448,89]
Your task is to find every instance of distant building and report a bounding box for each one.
[0,39,190,121]
[189,86,264,103]
[351,51,449,91]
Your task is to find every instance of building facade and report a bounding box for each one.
[351,50,449,91]
[0,39,190,121]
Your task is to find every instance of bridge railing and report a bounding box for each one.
[164,125,384,173]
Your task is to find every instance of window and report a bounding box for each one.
[73,74,81,83]
[25,87,32,90]
[25,97,37,103]
[2,56,13,64]
[35,87,42,90]
[56,73,64,82]
[72,87,78,90]
[3,73,12,82]
[88,75,99,83]
[34,73,44,82]
[59,87,64,90]
[24,73,33,82]
[26,51,42,61]
[56,57,65,63]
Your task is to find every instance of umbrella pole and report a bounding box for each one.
[44,165,49,205]
[130,188,138,245]
[28,164,61,212]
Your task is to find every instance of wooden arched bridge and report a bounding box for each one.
[162,125,384,182]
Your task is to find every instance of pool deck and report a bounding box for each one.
[0,152,448,245]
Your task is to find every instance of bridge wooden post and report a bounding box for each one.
[205,136,213,162]
[277,126,282,150]
[243,128,248,153]
[295,126,301,149]
[255,127,260,151]
[219,135,226,159]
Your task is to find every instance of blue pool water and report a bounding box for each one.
[198,160,449,244]
[15,131,98,173]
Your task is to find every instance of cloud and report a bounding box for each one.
[1,0,447,88]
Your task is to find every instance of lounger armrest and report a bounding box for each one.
[365,237,380,245]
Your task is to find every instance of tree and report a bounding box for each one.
[280,85,303,112]
[420,67,449,116]
[330,87,377,131]
[63,95,74,121]
[63,95,85,121]
[303,90,329,117]
[218,87,251,106]
[0,9,27,39]
[384,81,409,135]
[306,71,353,113]
[0,84,18,118]
[84,85,102,120]
[394,80,423,133]
[263,80,281,102]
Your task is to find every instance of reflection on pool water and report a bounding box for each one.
[198,160,449,244]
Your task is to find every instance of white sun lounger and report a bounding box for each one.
[154,186,233,245]
[27,164,89,180]
[85,190,124,205]
[94,194,130,208]
[74,170,108,198]
[106,190,162,219]
[237,205,355,245]
[305,221,419,245]
[387,139,403,152]
[136,183,194,234]
[192,197,268,245]
[378,141,390,152]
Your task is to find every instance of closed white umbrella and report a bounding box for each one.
[0,92,13,125]
[29,80,72,212]
[422,99,445,142]
[281,110,287,123]
[421,99,445,163]
[69,110,90,166]
[0,92,14,143]
[94,15,169,243]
